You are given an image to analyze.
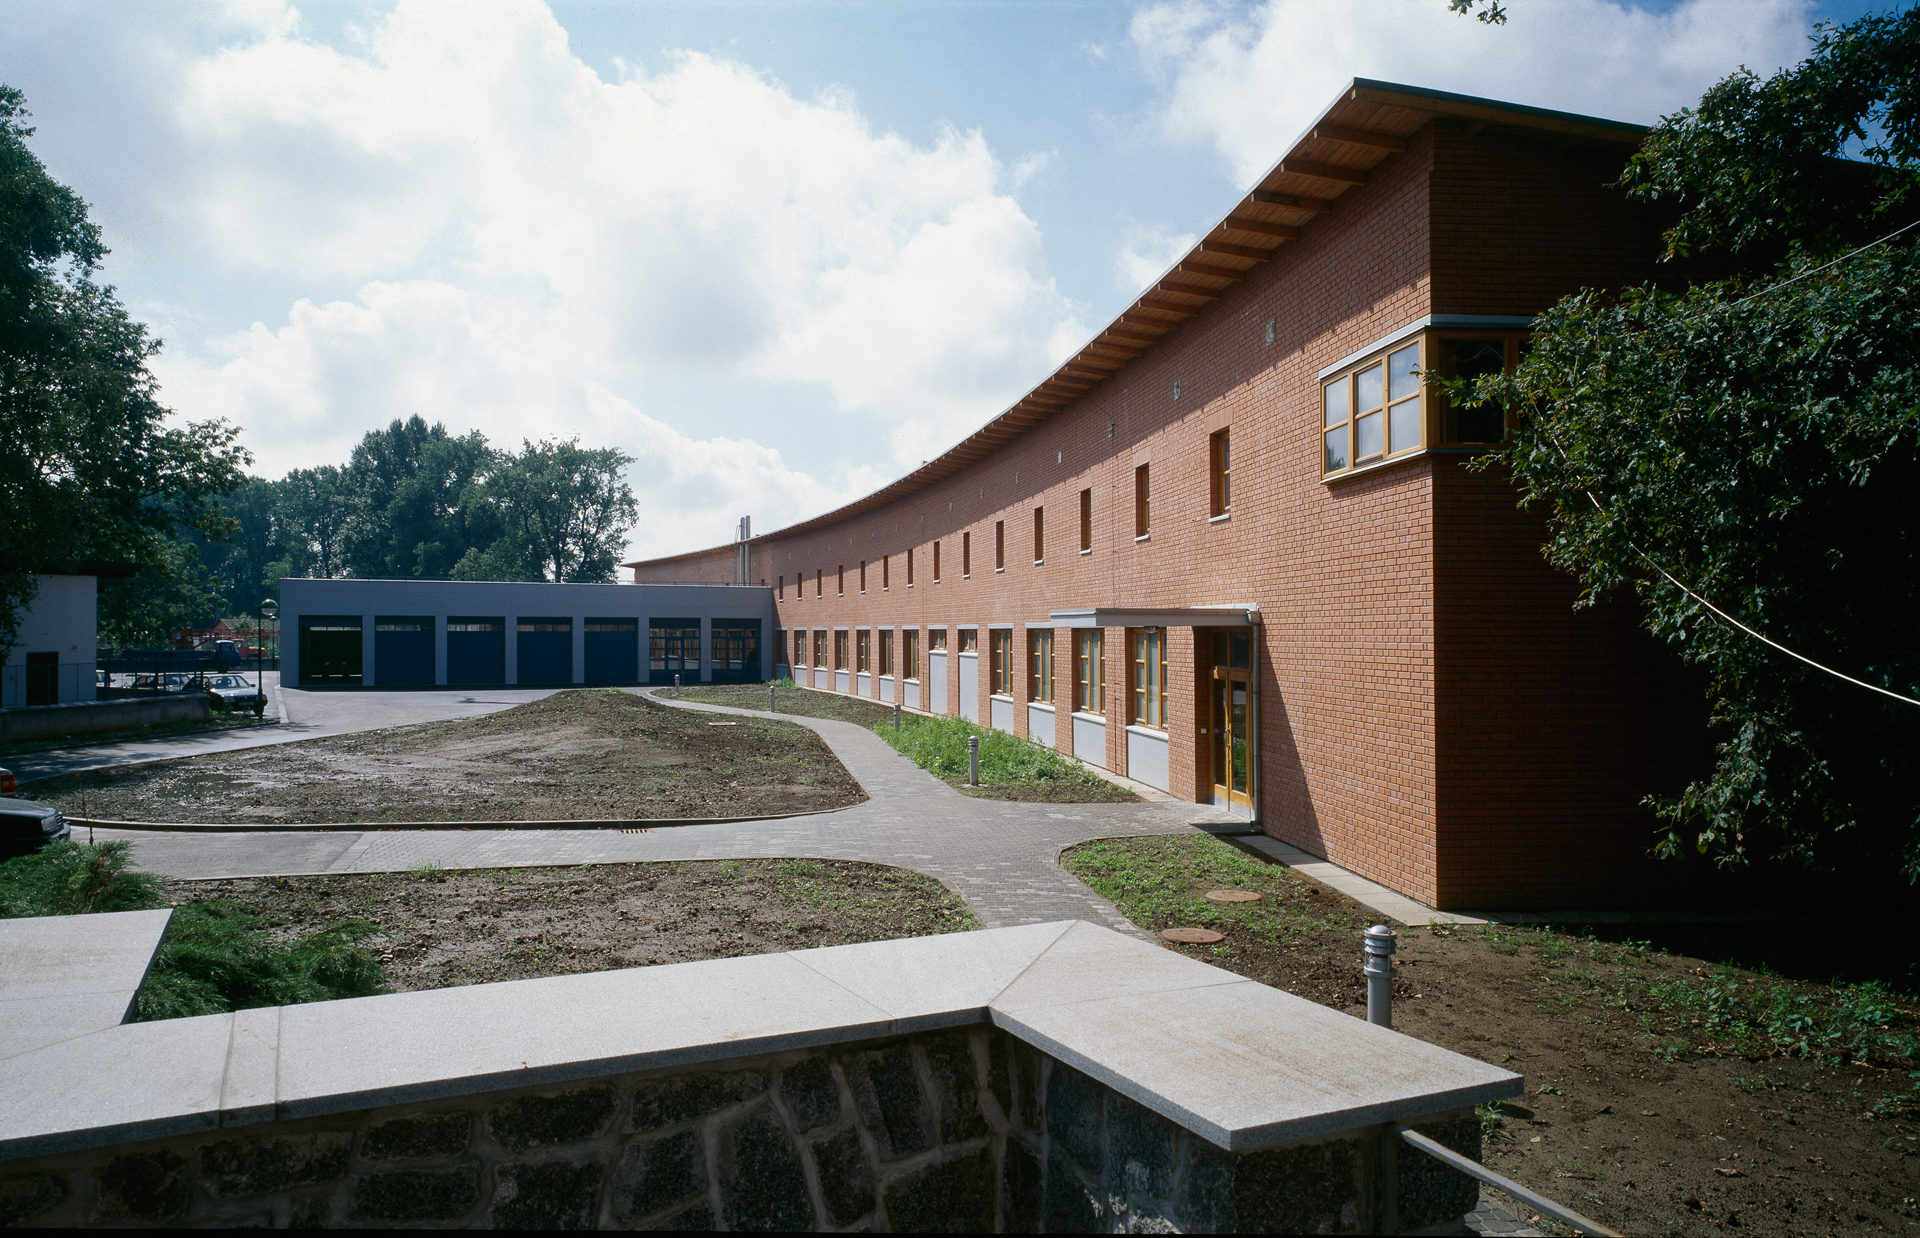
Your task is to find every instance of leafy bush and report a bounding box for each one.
[0,841,386,1019]
[875,714,1109,790]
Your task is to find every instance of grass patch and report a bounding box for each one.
[0,840,386,1020]
[674,681,895,726]
[874,713,1136,802]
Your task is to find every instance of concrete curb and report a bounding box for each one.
[63,802,857,834]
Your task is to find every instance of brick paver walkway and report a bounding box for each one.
[101,691,1241,934]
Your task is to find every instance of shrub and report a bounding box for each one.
[874,714,1108,789]
[0,839,165,917]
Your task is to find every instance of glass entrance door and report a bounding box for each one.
[1209,631,1252,809]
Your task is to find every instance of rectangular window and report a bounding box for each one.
[838,565,845,596]
[815,569,822,598]
[933,541,941,582]
[959,628,978,654]
[990,629,1012,696]
[1130,628,1167,729]
[1074,630,1104,715]
[778,574,784,599]
[904,628,919,677]
[1133,463,1151,539]
[814,629,827,667]
[1033,506,1044,563]
[1079,488,1093,552]
[834,630,849,670]
[794,629,807,668]
[962,531,971,577]
[994,521,1005,571]
[856,629,871,673]
[1323,336,1424,476]
[882,555,889,590]
[1029,630,1054,703]
[1436,334,1521,444]
[859,560,866,593]
[1210,428,1232,516]
[929,628,947,651]
[879,628,893,676]
[906,547,915,586]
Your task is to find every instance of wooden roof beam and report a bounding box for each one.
[1310,124,1408,152]
[1250,190,1333,213]
[1275,158,1368,186]
[1108,323,1167,343]
[1173,259,1247,281]
[1157,279,1224,300]
[1198,240,1278,262]
[1136,295,1203,316]
[1222,216,1302,240]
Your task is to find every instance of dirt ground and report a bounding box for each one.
[31,691,863,824]
[168,859,977,991]
[1063,835,1920,1238]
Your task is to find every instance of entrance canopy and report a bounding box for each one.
[1044,606,1255,629]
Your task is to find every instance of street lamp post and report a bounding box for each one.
[257,598,279,720]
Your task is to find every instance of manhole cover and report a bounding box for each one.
[1160,926,1225,944]
[1204,889,1262,904]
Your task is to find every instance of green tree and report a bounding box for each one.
[0,86,248,657]
[341,416,499,579]
[465,438,638,582]
[275,465,355,580]
[194,476,289,618]
[1482,10,1920,882]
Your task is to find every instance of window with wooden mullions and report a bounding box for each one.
[1323,339,1422,475]
[813,629,828,667]
[834,630,849,670]
[904,628,920,678]
[990,629,1013,696]
[1130,628,1167,730]
[879,629,893,676]
[1074,630,1104,715]
[1029,630,1054,703]
[856,630,871,673]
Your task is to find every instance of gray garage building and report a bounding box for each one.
[280,579,776,689]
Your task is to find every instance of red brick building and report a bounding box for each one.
[625,81,1706,910]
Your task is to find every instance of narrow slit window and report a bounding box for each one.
[995,520,1005,571]
[1079,488,1092,552]
[962,531,971,577]
[1134,464,1151,538]
[1209,429,1231,516]
[1033,506,1044,563]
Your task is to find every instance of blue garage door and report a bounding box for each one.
[711,619,762,683]
[584,617,639,684]
[517,617,573,685]
[374,616,434,686]
[447,617,505,686]
[649,619,700,685]
[298,615,362,686]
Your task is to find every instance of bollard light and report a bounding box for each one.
[1363,924,1397,1028]
[673,672,681,696]
[968,733,980,786]
[769,684,776,713]
[893,701,901,731]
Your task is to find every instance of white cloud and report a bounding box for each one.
[1129,0,1815,184]
[3,0,1089,559]
[1114,222,1199,292]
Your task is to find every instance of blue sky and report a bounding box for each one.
[0,0,1893,559]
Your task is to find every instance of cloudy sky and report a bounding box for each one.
[0,0,1873,561]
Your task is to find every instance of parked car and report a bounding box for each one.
[204,673,266,709]
[0,798,68,858]
[0,767,16,794]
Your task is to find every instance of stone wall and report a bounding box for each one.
[0,1025,1477,1231]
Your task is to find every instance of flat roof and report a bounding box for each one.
[626,79,1647,571]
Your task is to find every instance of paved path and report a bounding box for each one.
[94,690,1243,934]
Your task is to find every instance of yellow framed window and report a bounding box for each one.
[1130,628,1167,729]
[879,629,893,676]
[1029,630,1053,703]
[1074,630,1104,715]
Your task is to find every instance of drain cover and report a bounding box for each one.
[1160,926,1225,944]
[1204,889,1262,904]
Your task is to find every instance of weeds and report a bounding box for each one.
[875,714,1119,797]
[1478,1101,1512,1143]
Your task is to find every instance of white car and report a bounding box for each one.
[204,674,266,709]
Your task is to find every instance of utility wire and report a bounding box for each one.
[1550,437,1920,709]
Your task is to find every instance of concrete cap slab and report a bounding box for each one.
[993,981,1521,1149]
[0,1013,234,1159]
[0,909,172,1058]
[990,920,1245,1011]
[220,1006,282,1126]
[273,950,901,1119]
[791,921,1074,1026]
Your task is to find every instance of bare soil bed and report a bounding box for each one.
[168,859,978,991]
[31,690,863,824]
[1064,835,1920,1238]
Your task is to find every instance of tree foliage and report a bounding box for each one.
[0,86,248,657]
[1482,10,1920,882]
